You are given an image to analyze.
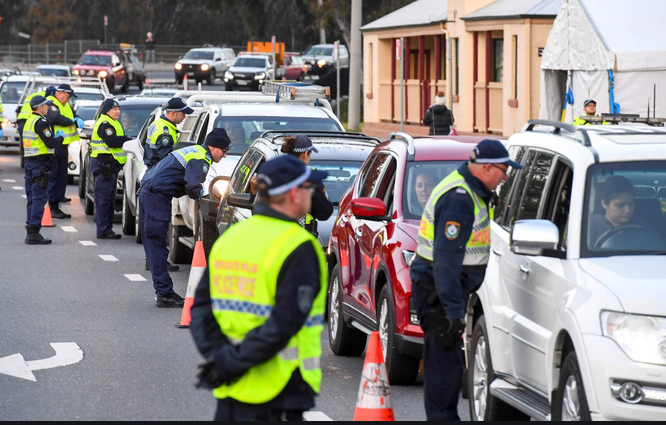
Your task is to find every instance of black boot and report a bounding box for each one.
[25,226,52,245]
[51,205,71,219]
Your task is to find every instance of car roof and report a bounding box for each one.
[214,103,332,118]
[84,51,114,56]
[375,136,484,162]
[113,96,165,106]
[256,134,378,162]
[36,65,70,70]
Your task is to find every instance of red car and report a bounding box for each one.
[276,53,308,81]
[327,133,486,384]
[73,48,145,93]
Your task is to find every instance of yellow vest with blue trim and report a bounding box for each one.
[22,114,54,157]
[90,115,128,165]
[572,115,610,126]
[170,145,212,169]
[147,117,178,149]
[417,170,492,265]
[17,91,45,121]
[46,95,79,145]
[209,214,327,404]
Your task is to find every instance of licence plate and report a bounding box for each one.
[187,72,195,77]
[237,80,249,86]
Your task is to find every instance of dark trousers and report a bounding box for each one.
[140,189,174,295]
[214,399,303,422]
[48,145,69,203]
[24,158,53,228]
[423,330,463,421]
[92,158,118,237]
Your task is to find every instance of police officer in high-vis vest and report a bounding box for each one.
[46,84,85,218]
[190,155,329,421]
[90,99,132,239]
[139,128,229,308]
[16,86,56,158]
[410,140,521,421]
[144,97,192,169]
[23,95,65,245]
[573,99,609,126]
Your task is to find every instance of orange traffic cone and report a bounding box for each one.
[353,332,395,421]
[183,74,189,91]
[42,203,56,228]
[176,241,207,328]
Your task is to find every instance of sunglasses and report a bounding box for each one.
[490,164,509,175]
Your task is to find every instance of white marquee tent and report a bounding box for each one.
[540,0,666,122]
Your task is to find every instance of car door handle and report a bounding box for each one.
[355,228,363,238]
[341,214,349,223]
[492,248,502,257]
[519,264,530,274]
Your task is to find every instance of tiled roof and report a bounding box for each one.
[361,0,448,32]
[462,0,563,21]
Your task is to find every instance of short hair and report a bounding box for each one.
[600,175,634,204]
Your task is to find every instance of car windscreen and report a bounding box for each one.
[310,160,363,205]
[79,55,112,66]
[403,161,462,220]
[582,161,666,257]
[233,58,266,68]
[303,46,333,56]
[76,92,105,101]
[117,104,162,138]
[0,82,26,103]
[37,68,69,77]
[141,90,177,98]
[76,105,99,121]
[184,51,215,60]
[213,116,342,156]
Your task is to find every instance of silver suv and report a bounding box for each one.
[466,119,666,421]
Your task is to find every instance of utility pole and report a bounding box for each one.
[348,0,362,131]
[318,0,326,44]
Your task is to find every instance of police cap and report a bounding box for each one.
[470,139,523,169]
[256,156,328,198]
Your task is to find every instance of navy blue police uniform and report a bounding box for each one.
[143,98,193,169]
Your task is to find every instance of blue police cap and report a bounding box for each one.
[100,98,120,115]
[56,84,77,98]
[256,156,328,198]
[471,139,523,169]
[291,135,318,153]
[30,95,52,109]
[583,99,596,107]
[204,128,231,150]
[165,97,194,115]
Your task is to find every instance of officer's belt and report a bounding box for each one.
[415,254,433,266]
[25,155,56,163]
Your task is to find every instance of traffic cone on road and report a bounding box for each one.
[183,74,189,91]
[42,204,56,228]
[353,332,395,421]
[176,241,207,329]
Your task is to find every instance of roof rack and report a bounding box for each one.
[261,81,330,102]
[388,132,415,156]
[259,130,380,144]
[16,74,110,106]
[581,114,666,127]
[522,119,592,147]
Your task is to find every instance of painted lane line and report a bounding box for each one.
[61,226,78,233]
[13,186,23,190]
[3,179,16,183]
[99,255,119,262]
[79,241,97,246]
[125,274,147,282]
[21,195,27,199]
[304,412,334,422]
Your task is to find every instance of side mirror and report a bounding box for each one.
[351,197,391,222]
[227,193,254,210]
[122,139,141,156]
[510,220,560,256]
[216,58,222,62]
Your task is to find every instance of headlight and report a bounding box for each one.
[317,59,327,68]
[224,71,234,80]
[175,63,183,70]
[254,72,266,80]
[73,69,80,76]
[402,250,416,267]
[201,64,210,72]
[88,70,95,76]
[1,118,11,128]
[98,70,108,78]
[210,179,229,200]
[601,311,666,366]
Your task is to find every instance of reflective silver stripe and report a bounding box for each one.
[279,347,299,361]
[302,357,321,371]
[171,150,188,168]
[304,314,324,328]
[211,298,273,318]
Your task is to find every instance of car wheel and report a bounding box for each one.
[84,195,94,216]
[198,208,218,258]
[176,75,183,85]
[122,186,136,235]
[78,158,86,199]
[84,168,94,216]
[207,70,216,85]
[328,264,367,356]
[67,175,74,185]
[134,196,142,244]
[169,223,193,264]
[553,351,592,421]
[377,285,420,385]
[468,316,530,421]
[224,84,232,91]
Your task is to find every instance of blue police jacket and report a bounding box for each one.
[140,144,212,199]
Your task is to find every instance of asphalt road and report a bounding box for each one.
[0,111,469,422]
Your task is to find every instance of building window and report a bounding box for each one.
[454,38,459,95]
[493,39,504,83]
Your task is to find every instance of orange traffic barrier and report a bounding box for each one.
[353,331,395,421]
[176,240,207,329]
[42,204,55,228]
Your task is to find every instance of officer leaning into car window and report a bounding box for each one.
[22,95,65,245]
[144,97,193,169]
[189,155,329,421]
[139,128,229,308]
[90,99,132,240]
[410,140,522,421]
[46,84,85,219]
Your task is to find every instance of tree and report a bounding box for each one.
[22,0,76,43]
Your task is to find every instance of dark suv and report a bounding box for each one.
[327,133,486,385]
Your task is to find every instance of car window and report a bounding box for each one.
[118,104,160,139]
[542,158,573,251]
[79,54,112,66]
[304,46,334,56]
[0,82,26,102]
[230,149,264,194]
[375,156,397,212]
[494,146,527,229]
[196,114,210,145]
[234,58,266,68]
[403,161,462,220]
[178,113,200,142]
[184,50,215,60]
[76,92,105,101]
[76,105,101,122]
[310,160,363,206]
[139,113,156,145]
[514,151,555,222]
[505,150,537,228]
[359,153,390,198]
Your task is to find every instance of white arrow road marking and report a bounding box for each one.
[79,241,97,246]
[61,226,78,233]
[304,412,334,421]
[99,255,119,262]
[21,195,27,199]
[125,274,147,282]
[0,343,83,382]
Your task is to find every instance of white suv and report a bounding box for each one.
[466,119,666,421]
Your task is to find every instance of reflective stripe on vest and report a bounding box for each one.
[147,117,178,149]
[46,96,79,145]
[416,170,492,266]
[170,145,212,169]
[23,114,55,157]
[209,215,328,404]
[572,116,610,126]
[17,92,45,121]
[90,115,128,165]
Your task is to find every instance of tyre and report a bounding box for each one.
[78,154,86,199]
[225,83,234,92]
[84,168,94,216]
[553,351,592,421]
[176,75,183,85]
[67,175,74,185]
[121,188,136,235]
[84,196,94,216]
[207,70,216,85]
[135,196,142,244]
[328,264,367,356]
[169,223,193,264]
[198,208,218,258]
[137,76,144,91]
[377,285,420,385]
[468,316,530,421]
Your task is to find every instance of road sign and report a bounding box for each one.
[104,16,108,26]
[396,39,402,60]
[0,343,83,382]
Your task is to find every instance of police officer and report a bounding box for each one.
[190,155,329,421]
[23,95,65,245]
[140,128,230,308]
[46,84,84,218]
[144,97,192,169]
[16,86,56,160]
[410,140,522,421]
[573,99,609,125]
[90,99,132,239]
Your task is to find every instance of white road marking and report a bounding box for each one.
[61,226,78,233]
[79,241,97,246]
[99,255,119,262]
[13,186,23,190]
[3,179,16,183]
[21,195,27,199]
[304,412,334,421]
[0,343,83,382]
[125,274,147,282]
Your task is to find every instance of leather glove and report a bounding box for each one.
[55,129,65,139]
[74,117,85,129]
[446,318,466,339]
[195,359,225,390]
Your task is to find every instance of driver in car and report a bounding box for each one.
[223,121,253,147]
[412,171,437,216]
